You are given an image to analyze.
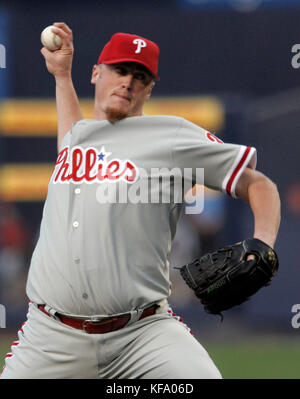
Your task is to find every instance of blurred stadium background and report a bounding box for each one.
[0,0,300,379]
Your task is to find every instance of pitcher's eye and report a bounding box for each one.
[134,72,147,81]
[113,65,128,75]
[135,72,153,86]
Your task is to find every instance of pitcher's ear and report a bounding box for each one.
[91,64,100,85]
[146,81,155,100]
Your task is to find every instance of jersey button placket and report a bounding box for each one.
[72,221,80,264]
[72,183,81,266]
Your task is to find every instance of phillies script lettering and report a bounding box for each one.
[53,146,138,184]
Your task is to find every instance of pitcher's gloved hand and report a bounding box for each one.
[178,238,279,317]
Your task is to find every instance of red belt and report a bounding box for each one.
[38,304,158,334]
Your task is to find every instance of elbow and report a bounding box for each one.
[265,177,279,196]
[236,169,281,215]
[250,173,281,215]
[250,171,278,193]
[253,173,280,199]
[263,176,280,200]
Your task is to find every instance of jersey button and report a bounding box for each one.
[73,221,79,228]
[74,258,80,264]
[74,188,81,195]
[82,293,88,299]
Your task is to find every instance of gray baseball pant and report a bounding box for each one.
[0,302,222,379]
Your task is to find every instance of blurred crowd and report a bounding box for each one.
[0,201,34,326]
[0,187,227,328]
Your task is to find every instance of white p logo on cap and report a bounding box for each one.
[133,38,147,54]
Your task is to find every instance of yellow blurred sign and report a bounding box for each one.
[0,97,225,136]
[0,164,53,201]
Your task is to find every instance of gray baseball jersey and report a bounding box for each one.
[26,115,256,317]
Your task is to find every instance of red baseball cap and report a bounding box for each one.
[97,32,160,80]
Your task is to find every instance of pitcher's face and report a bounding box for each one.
[91,62,155,122]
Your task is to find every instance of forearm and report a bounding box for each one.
[236,168,281,248]
[248,177,281,248]
[55,75,83,151]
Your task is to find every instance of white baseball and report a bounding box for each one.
[41,25,62,51]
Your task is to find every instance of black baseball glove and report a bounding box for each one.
[178,238,279,316]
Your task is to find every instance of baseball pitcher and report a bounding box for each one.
[0,23,280,379]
